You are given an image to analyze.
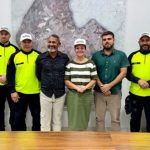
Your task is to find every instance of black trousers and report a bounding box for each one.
[130,94,150,132]
[0,85,13,131]
[11,93,41,131]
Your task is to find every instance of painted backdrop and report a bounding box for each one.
[12,0,126,58]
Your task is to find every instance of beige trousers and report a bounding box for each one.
[94,91,121,131]
[40,92,65,131]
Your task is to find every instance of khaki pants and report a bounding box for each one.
[94,91,121,131]
[40,92,65,131]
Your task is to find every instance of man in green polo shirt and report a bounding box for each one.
[92,31,129,131]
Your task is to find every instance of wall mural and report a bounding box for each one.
[12,0,126,58]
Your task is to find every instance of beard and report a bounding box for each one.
[103,43,114,51]
[140,45,150,52]
[47,46,57,52]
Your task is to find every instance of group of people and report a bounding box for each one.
[0,26,150,132]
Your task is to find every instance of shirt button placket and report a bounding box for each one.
[105,59,109,79]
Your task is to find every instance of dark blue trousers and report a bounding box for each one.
[130,94,150,132]
[0,85,13,131]
[11,93,40,131]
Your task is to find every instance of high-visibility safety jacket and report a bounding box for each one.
[7,49,41,94]
[129,51,150,96]
[0,42,18,85]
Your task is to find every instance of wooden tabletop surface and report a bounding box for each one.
[0,131,149,150]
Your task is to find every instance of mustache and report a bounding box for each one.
[141,45,150,50]
[142,44,149,47]
[105,42,109,45]
[48,45,56,49]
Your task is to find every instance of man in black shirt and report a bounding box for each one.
[36,34,69,131]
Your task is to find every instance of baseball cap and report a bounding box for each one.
[0,27,10,33]
[20,33,32,42]
[74,38,86,46]
[140,32,150,39]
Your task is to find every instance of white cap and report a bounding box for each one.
[140,32,150,39]
[74,38,86,46]
[20,33,32,42]
[0,27,10,33]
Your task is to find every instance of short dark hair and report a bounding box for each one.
[101,31,115,38]
[48,34,61,44]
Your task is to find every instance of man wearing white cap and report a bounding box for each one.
[65,38,97,130]
[0,27,18,130]
[127,32,150,132]
[7,33,41,131]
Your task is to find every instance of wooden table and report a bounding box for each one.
[0,131,150,150]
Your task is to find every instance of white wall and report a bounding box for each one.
[124,0,150,53]
[1,0,150,130]
[0,0,11,33]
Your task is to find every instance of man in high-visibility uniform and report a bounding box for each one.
[127,33,150,132]
[0,27,18,130]
[7,33,41,131]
